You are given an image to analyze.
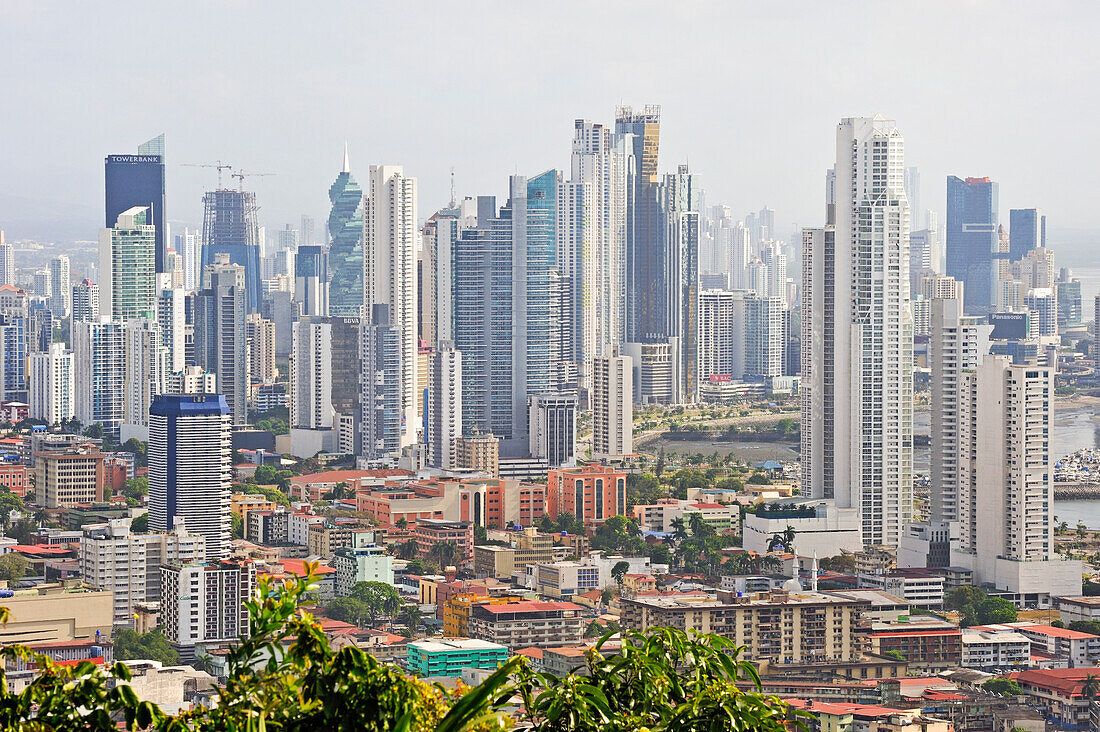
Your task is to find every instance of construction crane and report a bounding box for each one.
[181,160,233,188]
[230,170,275,191]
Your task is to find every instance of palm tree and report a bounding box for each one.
[400,605,422,636]
[431,540,458,567]
[767,525,796,553]
[193,654,215,674]
[397,539,419,560]
[1082,674,1100,701]
[670,517,688,543]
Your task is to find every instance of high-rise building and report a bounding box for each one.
[528,392,577,468]
[661,164,701,402]
[156,275,186,373]
[160,559,255,659]
[328,147,363,317]
[363,165,418,448]
[28,343,74,425]
[33,269,52,302]
[71,279,99,324]
[99,206,156,320]
[72,320,125,436]
[174,227,201,291]
[622,340,680,405]
[592,348,632,460]
[290,317,333,431]
[194,260,247,425]
[616,105,662,344]
[745,295,785,379]
[331,316,361,455]
[0,232,13,287]
[698,289,738,383]
[928,291,990,525]
[105,135,167,273]
[47,255,70,318]
[294,245,328,317]
[360,304,401,462]
[1009,208,1045,262]
[149,394,231,559]
[428,342,462,469]
[245,314,277,386]
[121,318,169,441]
[946,176,998,312]
[200,189,262,313]
[761,242,788,307]
[424,201,475,347]
[904,166,921,226]
[801,116,913,547]
[955,356,1082,598]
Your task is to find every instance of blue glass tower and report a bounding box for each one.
[946,176,998,312]
[1009,208,1044,261]
[105,134,167,274]
[200,189,262,313]
[327,146,364,316]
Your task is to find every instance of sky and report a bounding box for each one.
[2,1,1099,259]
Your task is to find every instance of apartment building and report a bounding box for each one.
[160,559,256,661]
[974,622,1100,667]
[959,629,1030,672]
[37,445,105,508]
[332,531,393,595]
[619,590,867,663]
[413,519,473,564]
[546,463,627,526]
[406,639,508,677]
[467,600,585,650]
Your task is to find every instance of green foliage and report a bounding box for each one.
[82,422,104,439]
[611,560,631,584]
[350,581,403,624]
[404,558,425,575]
[253,464,278,485]
[714,476,743,492]
[746,472,771,485]
[121,438,148,469]
[231,512,244,539]
[976,597,1018,624]
[253,415,289,435]
[882,650,905,661]
[983,678,1022,695]
[626,473,662,508]
[593,515,646,556]
[1068,620,1100,636]
[948,586,1017,627]
[5,519,35,544]
[0,487,26,526]
[819,553,856,573]
[241,483,291,507]
[0,552,27,583]
[767,525,796,553]
[130,512,149,534]
[121,477,148,501]
[112,628,181,666]
[325,596,370,626]
[1085,581,1100,596]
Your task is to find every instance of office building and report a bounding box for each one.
[592,348,632,460]
[33,268,51,303]
[105,136,167,273]
[72,320,125,436]
[28,343,73,426]
[406,639,509,678]
[174,227,201,291]
[946,176,998,311]
[622,340,679,405]
[954,356,1082,602]
[194,260,247,425]
[161,559,255,659]
[698,289,738,383]
[245,314,277,386]
[455,434,499,478]
[200,189,262,313]
[47,255,69,317]
[80,519,206,627]
[616,105,662,344]
[528,392,576,468]
[363,165,418,448]
[148,394,232,560]
[99,206,157,320]
[802,116,914,547]
[662,165,702,401]
[0,232,13,286]
[330,315,361,455]
[429,342,462,469]
[37,445,105,508]
[294,244,328,317]
[546,463,626,526]
[72,279,99,323]
[328,146,364,317]
[1009,208,1045,262]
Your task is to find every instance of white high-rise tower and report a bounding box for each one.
[363,165,418,448]
[802,115,914,547]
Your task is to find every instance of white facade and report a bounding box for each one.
[742,499,864,557]
[557,179,597,397]
[28,343,74,425]
[801,115,913,547]
[79,519,206,627]
[72,319,125,434]
[161,560,254,651]
[121,319,169,442]
[0,234,13,286]
[592,348,632,460]
[429,342,462,469]
[72,280,99,323]
[47,255,70,317]
[290,318,333,430]
[698,289,741,382]
[363,164,418,448]
[952,356,1082,598]
[960,630,1031,672]
[156,277,186,373]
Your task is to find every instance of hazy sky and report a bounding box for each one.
[3,1,1099,252]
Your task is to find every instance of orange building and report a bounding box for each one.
[546,463,627,526]
[0,464,30,497]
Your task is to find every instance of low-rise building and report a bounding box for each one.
[620,589,867,663]
[0,584,113,645]
[405,638,509,677]
[632,499,737,534]
[307,521,365,560]
[973,622,1100,668]
[959,629,1030,672]
[784,699,953,732]
[858,570,945,610]
[1057,596,1100,626]
[413,519,473,565]
[867,618,962,671]
[534,560,601,599]
[1007,667,1100,729]
[0,464,30,497]
[743,499,863,557]
[332,532,393,595]
[36,445,105,508]
[545,463,627,527]
[467,600,585,650]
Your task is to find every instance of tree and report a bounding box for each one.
[820,552,856,573]
[429,540,458,568]
[474,524,488,543]
[626,473,662,508]
[396,517,408,530]
[670,517,688,543]
[396,539,420,560]
[121,477,148,501]
[82,422,104,439]
[5,519,35,544]
[611,560,631,586]
[882,650,905,661]
[253,465,278,485]
[593,515,644,554]
[983,678,1022,696]
[0,552,27,583]
[324,596,369,626]
[747,472,771,485]
[121,438,148,469]
[0,488,25,526]
[400,605,422,636]
[1084,674,1100,701]
[112,629,181,665]
[231,512,244,539]
[404,558,425,575]
[767,525,796,553]
[350,581,403,625]
[975,597,1018,625]
[129,512,149,533]
[946,585,987,611]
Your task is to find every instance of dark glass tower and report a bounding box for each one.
[328,145,364,316]
[200,189,262,313]
[946,175,998,312]
[615,105,662,342]
[105,134,167,274]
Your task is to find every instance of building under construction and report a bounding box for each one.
[200,189,262,313]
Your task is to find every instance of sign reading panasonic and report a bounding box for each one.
[107,154,162,164]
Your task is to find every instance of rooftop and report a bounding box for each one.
[408,638,507,653]
[477,601,581,615]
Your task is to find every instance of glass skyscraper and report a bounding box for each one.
[327,147,364,316]
[100,206,156,321]
[200,189,262,313]
[1009,208,1044,261]
[946,175,998,312]
[105,135,167,274]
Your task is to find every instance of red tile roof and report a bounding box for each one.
[1007,668,1100,697]
[784,699,910,718]
[477,601,581,614]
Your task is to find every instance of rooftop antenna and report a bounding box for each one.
[449,167,456,208]
[181,160,233,189]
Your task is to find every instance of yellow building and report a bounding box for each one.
[231,494,276,523]
[0,584,114,645]
[455,434,499,478]
[442,594,526,638]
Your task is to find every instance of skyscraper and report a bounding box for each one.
[1009,208,1044,261]
[72,320,125,436]
[294,245,328,316]
[428,341,462,469]
[47,255,70,318]
[616,105,662,343]
[194,260,247,425]
[592,348,632,460]
[28,343,73,426]
[363,165,418,449]
[802,116,913,547]
[946,176,998,312]
[0,231,13,287]
[331,315,362,455]
[360,304,401,462]
[661,164,701,402]
[328,146,364,317]
[528,392,577,468]
[149,394,231,560]
[99,206,156,320]
[72,279,100,324]
[105,135,167,273]
[121,318,169,441]
[200,189,262,314]
[290,317,333,431]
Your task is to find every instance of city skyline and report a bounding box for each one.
[3,3,1100,250]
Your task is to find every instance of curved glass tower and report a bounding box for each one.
[328,145,364,316]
